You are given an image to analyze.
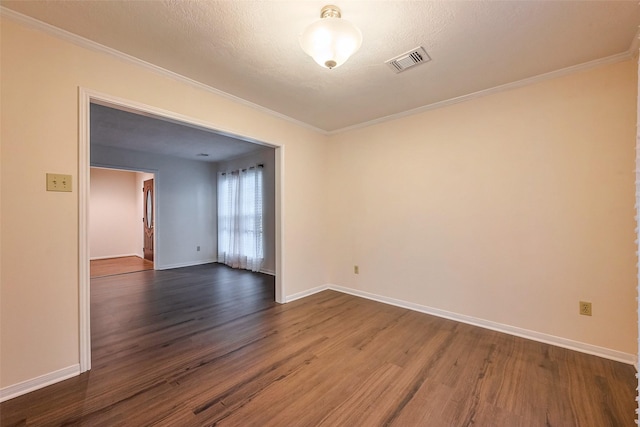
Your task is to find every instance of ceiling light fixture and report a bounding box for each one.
[299,5,362,70]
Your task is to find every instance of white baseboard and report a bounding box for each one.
[156,259,217,270]
[303,284,637,366]
[4,284,632,404]
[90,253,139,261]
[0,364,80,403]
[285,285,329,303]
[212,261,275,276]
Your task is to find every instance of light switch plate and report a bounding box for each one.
[47,173,72,192]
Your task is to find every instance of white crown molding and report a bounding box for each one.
[0,7,327,136]
[329,51,634,135]
[293,284,637,366]
[3,6,636,137]
[0,364,80,403]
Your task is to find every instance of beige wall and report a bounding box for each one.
[90,168,141,259]
[0,17,328,388]
[327,59,637,355]
[1,14,637,393]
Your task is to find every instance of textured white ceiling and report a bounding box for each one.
[90,104,264,163]
[2,1,639,132]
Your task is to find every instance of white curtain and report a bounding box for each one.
[217,165,264,272]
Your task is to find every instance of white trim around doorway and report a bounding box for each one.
[78,87,285,373]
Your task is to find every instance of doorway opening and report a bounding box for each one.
[143,177,154,263]
[79,88,284,373]
[89,167,156,278]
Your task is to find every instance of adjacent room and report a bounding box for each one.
[88,103,277,279]
[1,1,638,425]
[89,167,156,277]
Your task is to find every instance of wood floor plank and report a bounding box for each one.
[90,256,154,278]
[1,263,636,426]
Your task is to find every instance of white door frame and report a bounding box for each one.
[78,87,285,373]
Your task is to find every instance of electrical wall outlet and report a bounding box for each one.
[354,265,359,274]
[46,173,72,192]
[197,246,201,251]
[579,301,592,316]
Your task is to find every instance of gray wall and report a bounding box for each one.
[92,145,218,269]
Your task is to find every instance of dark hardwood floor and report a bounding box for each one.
[1,263,636,426]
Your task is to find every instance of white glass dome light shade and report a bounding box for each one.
[299,16,363,69]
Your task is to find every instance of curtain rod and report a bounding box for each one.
[220,164,264,176]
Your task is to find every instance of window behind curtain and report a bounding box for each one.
[217,165,264,272]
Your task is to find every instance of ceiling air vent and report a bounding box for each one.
[385,47,430,73]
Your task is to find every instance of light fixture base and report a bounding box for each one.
[320,5,341,19]
[325,60,337,69]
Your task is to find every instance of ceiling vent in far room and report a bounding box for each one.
[385,47,430,73]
